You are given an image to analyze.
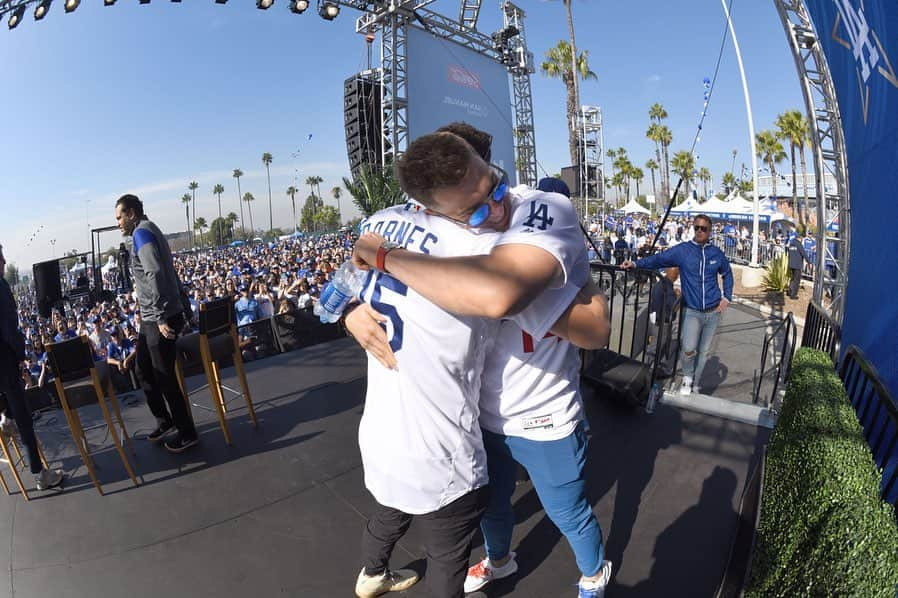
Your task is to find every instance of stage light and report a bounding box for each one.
[64,0,80,13]
[214,0,227,4]
[290,0,309,14]
[256,0,274,9]
[34,0,53,20]
[7,5,26,29]
[139,0,150,4]
[318,0,338,20]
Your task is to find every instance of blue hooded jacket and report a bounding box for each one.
[636,241,733,311]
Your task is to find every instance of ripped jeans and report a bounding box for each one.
[680,307,721,386]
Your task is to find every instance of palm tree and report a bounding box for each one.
[226,212,239,241]
[645,158,658,213]
[670,150,696,201]
[180,193,192,245]
[243,192,256,235]
[188,181,199,246]
[194,217,208,247]
[647,104,672,202]
[286,185,298,233]
[775,109,810,229]
[342,163,405,218]
[331,186,343,224]
[697,167,712,200]
[212,183,225,246]
[233,168,245,237]
[722,172,737,194]
[631,167,644,198]
[731,148,738,174]
[755,129,787,203]
[540,40,598,167]
[304,176,324,231]
[262,152,273,232]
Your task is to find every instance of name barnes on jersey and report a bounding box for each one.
[360,203,440,254]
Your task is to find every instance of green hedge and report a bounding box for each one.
[746,348,898,597]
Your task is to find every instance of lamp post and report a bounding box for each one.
[722,0,761,268]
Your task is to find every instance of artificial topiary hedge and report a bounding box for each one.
[746,347,898,597]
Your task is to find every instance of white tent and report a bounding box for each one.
[620,199,650,215]
[70,261,87,273]
[668,197,703,214]
[101,255,117,274]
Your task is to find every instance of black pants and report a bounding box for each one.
[789,268,802,298]
[361,486,490,598]
[136,315,195,437]
[0,362,41,474]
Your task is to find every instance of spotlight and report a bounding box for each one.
[64,0,80,13]
[34,0,53,20]
[256,0,274,9]
[103,0,116,5]
[214,0,227,4]
[318,0,338,20]
[139,0,150,4]
[7,5,26,29]
[290,0,309,14]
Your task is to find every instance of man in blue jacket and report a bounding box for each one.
[622,214,733,395]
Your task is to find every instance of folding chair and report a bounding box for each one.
[0,422,50,502]
[46,336,139,496]
[175,299,257,446]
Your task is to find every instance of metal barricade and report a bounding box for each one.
[801,300,841,362]
[752,313,796,409]
[839,346,898,508]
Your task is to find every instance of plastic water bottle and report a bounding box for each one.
[313,260,368,324]
[645,383,662,414]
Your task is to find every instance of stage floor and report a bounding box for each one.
[2,338,767,597]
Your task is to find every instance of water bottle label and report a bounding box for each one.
[320,283,351,315]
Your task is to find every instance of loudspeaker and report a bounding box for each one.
[581,349,652,407]
[344,71,384,180]
[560,165,602,199]
[32,259,62,318]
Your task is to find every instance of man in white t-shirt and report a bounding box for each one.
[350,132,612,597]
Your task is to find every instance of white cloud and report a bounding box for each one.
[646,74,662,83]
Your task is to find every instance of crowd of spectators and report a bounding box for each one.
[11,232,356,398]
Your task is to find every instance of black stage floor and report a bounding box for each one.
[2,338,767,597]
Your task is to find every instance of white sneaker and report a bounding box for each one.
[679,377,693,395]
[35,468,64,491]
[464,552,518,593]
[355,567,419,598]
[578,560,613,597]
[0,413,17,437]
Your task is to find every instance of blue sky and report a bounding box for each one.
[0,0,806,270]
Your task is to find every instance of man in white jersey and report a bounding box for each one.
[350,131,612,597]
[349,199,499,598]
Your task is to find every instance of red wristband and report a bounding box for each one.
[376,242,400,272]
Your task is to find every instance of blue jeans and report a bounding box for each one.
[680,307,721,386]
[480,422,604,577]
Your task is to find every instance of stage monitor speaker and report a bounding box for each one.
[344,72,383,180]
[32,259,62,318]
[560,165,602,199]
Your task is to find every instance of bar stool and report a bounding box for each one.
[0,419,50,502]
[46,336,139,496]
[175,298,257,446]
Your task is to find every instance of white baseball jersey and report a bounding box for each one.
[357,203,499,515]
[480,186,590,441]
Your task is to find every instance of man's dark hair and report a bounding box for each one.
[694,214,713,227]
[435,122,492,162]
[116,194,145,219]
[395,132,476,204]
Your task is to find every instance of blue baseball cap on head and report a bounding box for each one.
[537,177,571,199]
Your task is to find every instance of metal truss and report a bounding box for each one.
[458,0,480,30]
[774,0,850,323]
[378,11,408,166]
[577,106,603,219]
[503,1,537,187]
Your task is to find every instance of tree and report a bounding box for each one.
[233,168,245,237]
[737,178,754,195]
[188,180,199,246]
[631,167,644,198]
[540,40,597,167]
[180,193,192,243]
[226,212,239,240]
[262,152,273,232]
[755,129,787,202]
[305,175,324,230]
[243,192,256,235]
[647,103,672,203]
[212,183,225,246]
[300,194,324,232]
[4,263,19,286]
[286,185,299,233]
[208,217,232,246]
[775,109,810,229]
[331,186,343,224]
[670,150,696,201]
[315,205,341,232]
[697,167,712,200]
[342,163,405,217]
[722,172,737,194]
[194,217,208,247]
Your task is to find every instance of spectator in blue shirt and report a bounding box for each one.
[53,321,77,343]
[234,285,260,326]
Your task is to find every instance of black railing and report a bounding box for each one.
[801,300,841,362]
[839,345,898,507]
[752,313,796,408]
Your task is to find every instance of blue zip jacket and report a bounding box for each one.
[636,241,733,311]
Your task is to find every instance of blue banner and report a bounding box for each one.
[806,1,898,497]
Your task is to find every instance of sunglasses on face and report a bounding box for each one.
[467,165,510,228]
[693,225,709,232]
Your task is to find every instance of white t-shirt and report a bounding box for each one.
[481,186,590,440]
[357,203,499,515]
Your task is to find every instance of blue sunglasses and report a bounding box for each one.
[467,167,509,228]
